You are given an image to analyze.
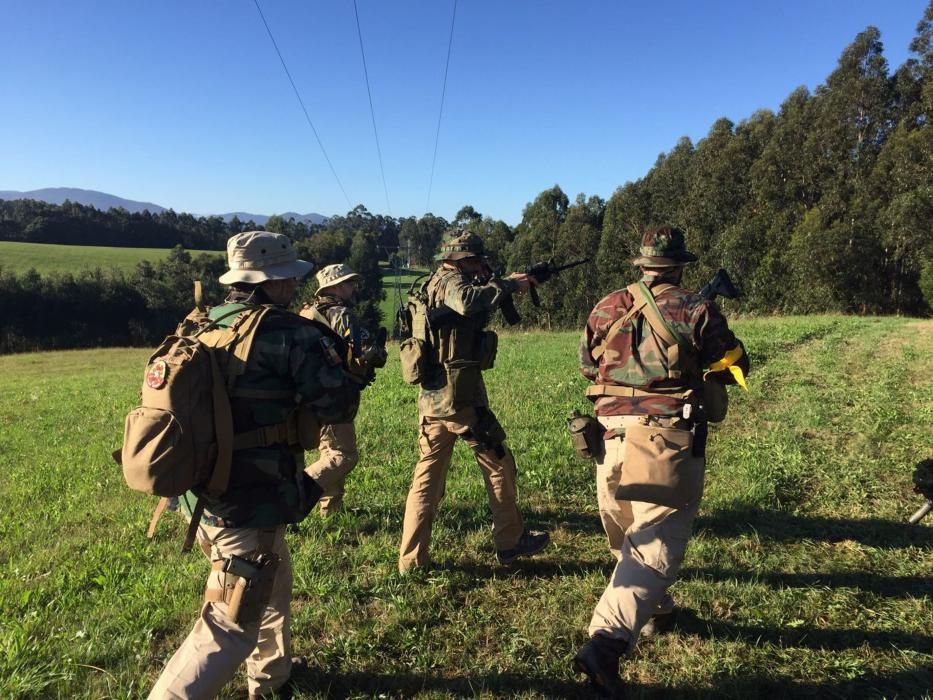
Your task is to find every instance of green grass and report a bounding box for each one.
[378,264,429,330]
[0,241,221,275]
[0,317,931,698]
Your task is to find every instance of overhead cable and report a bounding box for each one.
[353,0,392,215]
[252,0,352,208]
[425,0,458,215]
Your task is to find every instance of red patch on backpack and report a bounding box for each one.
[146,359,168,389]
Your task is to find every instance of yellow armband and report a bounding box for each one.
[704,345,748,390]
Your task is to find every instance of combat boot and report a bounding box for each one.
[495,529,550,565]
[573,635,628,699]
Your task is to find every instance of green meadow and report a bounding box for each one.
[0,316,930,698]
[0,241,221,275]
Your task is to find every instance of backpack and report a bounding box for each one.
[115,282,278,550]
[398,273,432,384]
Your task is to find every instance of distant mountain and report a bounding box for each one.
[0,187,166,214]
[219,211,329,226]
[0,187,329,226]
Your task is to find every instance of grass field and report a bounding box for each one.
[0,316,931,699]
[0,241,221,275]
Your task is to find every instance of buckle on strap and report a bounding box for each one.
[232,414,300,450]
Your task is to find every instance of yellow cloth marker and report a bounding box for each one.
[705,345,748,390]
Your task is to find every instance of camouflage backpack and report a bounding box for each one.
[397,272,433,384]
[116,283,284,550]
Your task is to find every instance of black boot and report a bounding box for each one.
[640,608,678,638]
[573,635,628,699]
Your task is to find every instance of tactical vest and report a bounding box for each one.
[425,269,488,366]
[586,281,701,404]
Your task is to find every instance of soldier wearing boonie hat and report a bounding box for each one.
[572,226,750,697]
[300,263,387,516]
[149,231,359,700]
[397,229,550,574]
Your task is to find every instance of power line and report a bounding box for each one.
[252,0,352,209]
[425,0,458,215]
[353,0,392,216]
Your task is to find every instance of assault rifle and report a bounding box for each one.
[699,268,741,302]
[500,258,590,325]
[908,459,933,524]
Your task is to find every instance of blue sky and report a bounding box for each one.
[1,1,928,224]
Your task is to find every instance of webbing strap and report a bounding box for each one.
[146,496,171,540]
[232,414,300,451]
[585,384,692,400]
[205,353,234,497]
[183,498,205,553]
[230,388,295,400]
[630,282,680,347]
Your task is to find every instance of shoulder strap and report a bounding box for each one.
[630,281,688,380]
[591,296,646,362]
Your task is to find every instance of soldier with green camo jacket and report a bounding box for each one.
[150,232,359,700]
[300,263,387,516]
[573,226,750,698]
[398,229,550,573]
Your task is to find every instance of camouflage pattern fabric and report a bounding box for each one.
[310,294,386,375]
[579,271,748,417]
[418,266,518,417]
[184,294,359,528]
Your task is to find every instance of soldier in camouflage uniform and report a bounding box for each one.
[300,263,387,516]
[149,232,359,700]
[398,230,550,573]
[573,226,750,698]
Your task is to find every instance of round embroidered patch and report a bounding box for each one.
[146,359,168,389]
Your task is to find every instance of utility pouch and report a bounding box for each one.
[702,376,729,423]
[296,408,321,451]
[477,331,499,371]
[616,423,703,508]
[566,410,605,461]
[445,360,481,405]
[399,337,428,385]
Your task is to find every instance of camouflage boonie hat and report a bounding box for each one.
[631,226,698,267]
[218,231,314,284]
[434,229,484,262]
[316,263,362,292]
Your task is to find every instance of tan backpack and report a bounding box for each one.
[116,283,276,550]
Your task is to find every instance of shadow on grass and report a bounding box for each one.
[682,566,933,599]
[287,666,933,699]
[695,507,933,549]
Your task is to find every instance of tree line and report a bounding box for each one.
[1,5,931,353]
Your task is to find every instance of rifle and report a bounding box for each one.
[908,459,933,524]
[500,258,590,325]
[699,268,741,302]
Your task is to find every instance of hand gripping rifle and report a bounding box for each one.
[908,459,933,524]
[499,258,590,325]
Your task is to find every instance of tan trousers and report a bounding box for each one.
[588,415,703,648]
[148,524,292,700]
[305,422,359,515]
[398,407,524,572]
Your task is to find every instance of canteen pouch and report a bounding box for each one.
[702,376,729,423]
[566,411,605,460]
[399,337,428,385]
[616,423,704,508]
[477,330,499,371]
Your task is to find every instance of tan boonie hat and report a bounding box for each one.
[434,229,485,261]
[316,263,362,292]
[631,225,698,267]
[218,231,314,285]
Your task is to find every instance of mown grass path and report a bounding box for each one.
[0,317,930,698]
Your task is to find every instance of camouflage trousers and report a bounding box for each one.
[147,524,292,700]
[398,407,524,572]
[588,415,704,650]
[305,422,360,516]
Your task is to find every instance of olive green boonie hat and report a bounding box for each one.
[631,226,698,267]
[316,263,362,292]
[218,231,314,285]
[434,230,484,262]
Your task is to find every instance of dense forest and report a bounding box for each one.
[1,6,931,353]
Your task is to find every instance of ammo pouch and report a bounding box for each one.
[477,331,499,371]
[206,553,280,625]
[399,337,428,385]
[566,411,604,460]
[702,376,728,423]
[616,422,704,508]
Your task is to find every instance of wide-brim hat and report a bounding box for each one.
[434,229,485,262]
[631,225,698,267]
[316,263,362,292]
[218,231,314,285]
